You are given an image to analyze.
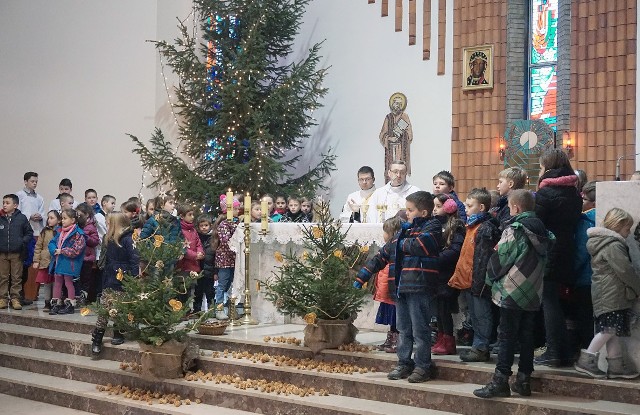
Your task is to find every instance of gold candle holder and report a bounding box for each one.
[376,204,388,222]
[241,222,258,325]
[228,296,243,326]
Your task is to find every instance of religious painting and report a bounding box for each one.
[462,45,494,91]
[379,92,413,182]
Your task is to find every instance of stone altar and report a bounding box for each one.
[229,223,385,329]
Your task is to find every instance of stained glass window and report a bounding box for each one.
[529,0,558,128]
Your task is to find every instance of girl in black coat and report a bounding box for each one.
[534,149,583,366]
[91,213,139,359]
[432,194,465,355]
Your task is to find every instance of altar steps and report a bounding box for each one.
[1,309,640,415]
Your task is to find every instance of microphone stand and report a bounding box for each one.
[615,153,640,181]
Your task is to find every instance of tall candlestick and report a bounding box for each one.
[244,193,251,224]
[260,198,268,233]
[226,189,233,221]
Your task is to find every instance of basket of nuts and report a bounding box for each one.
[197,320,228,336]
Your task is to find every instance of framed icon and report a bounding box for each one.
[462,44,494,91]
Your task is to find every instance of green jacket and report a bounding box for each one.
[486,211,555,311]
[587,227,640,317]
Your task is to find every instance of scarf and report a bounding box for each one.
[57,224,76,250]
[467,212,490,227]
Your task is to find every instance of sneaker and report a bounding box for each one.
[407,367,430,383]
[0,299,7,309]
[10,298,22,310]
[387,365,414,380]
[460,347,490,362]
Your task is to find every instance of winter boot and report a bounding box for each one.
[57,299,75,315]
[433,334,457,355]
[91,328,106,359]
[49,298,62,315]
[378,331,394,351]
[574,349,606,379]
[43,300,51,313]
[111,330,125,345]
[384,331,398,353]
[510,372,532,396]
[473,371,511,399]
[607,356,640,379]
[431,332,444,353]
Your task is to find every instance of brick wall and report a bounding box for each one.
[452,1,507,196]
[570,0,637,180]
[452,0,637,195]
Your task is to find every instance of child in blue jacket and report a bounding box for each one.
[356,191,442,383]
[48,208,86,315]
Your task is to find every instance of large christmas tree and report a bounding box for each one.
[130,0,335,205]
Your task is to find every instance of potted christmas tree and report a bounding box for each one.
[93,220,210,379]
[262,201,369,353]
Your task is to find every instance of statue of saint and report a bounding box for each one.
[379,93,413,182]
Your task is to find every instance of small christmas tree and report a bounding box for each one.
[262,201,369,322]
[93,222,209,347]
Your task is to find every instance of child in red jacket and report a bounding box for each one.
[177,204,204,314]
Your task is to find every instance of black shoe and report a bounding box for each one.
[111,330,125,345]
[533,351,560,367]
[473,372,511,399]
[510,372,531,396]
[460,347,490,362]
[56,300,75,315]
[387,365,414,380]
[42,300,51,313]
[20,298,33,306]
[91,329,106,359]
[407,367,430,383]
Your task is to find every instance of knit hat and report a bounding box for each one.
[220,194,240,213]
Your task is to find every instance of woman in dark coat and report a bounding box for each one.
[533,149,583,366]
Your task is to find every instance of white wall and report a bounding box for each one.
[0,0,158,206]
[292,0,454,214]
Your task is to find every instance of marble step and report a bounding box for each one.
[0,345,458,415]
[0,366,266,415]
[1,317,639,408]
[0,393,95,415]
[2,339,640,415]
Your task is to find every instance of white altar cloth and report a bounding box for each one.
[228,223,384,327]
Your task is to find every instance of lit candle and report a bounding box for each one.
[261,198,268,232]
[244,193,251,224]
[226,189,233,221]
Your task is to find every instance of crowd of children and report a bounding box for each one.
[2,150,640,394]
[352,149,640,397]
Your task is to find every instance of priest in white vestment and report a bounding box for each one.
[366,160,420,223]
[339,166,377,223]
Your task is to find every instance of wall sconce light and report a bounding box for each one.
[563,131,574,158]
[499,142,506,161]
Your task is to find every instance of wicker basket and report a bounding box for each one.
[197,321,228,336]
